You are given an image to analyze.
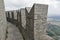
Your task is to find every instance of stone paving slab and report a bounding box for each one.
[6,22,23,40]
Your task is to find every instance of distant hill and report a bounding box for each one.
[47,16,60,21]
[47,23,60,40]
[47,23,60,36]
[48,16,60,19]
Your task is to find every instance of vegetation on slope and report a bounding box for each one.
[47,23,60,40]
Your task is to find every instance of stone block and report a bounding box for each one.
[25,4,48,40]
[20,8,26,29]
[13,10,17,20]
[34,4,48,40]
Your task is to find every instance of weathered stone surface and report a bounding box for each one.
[13,10,17,20]
[0,0,7,40]
[6,22,23,40]
[9,11,12,18]
[34,4,54,40]
[40,35,54,40]
[26,6,34,40]
[5,11,8,18]
[25,4,53,40]
[17,9,28,40]
[20,8,26,29]
[17,10,21,23]
[34,4,48,40]
[5,3,54,40]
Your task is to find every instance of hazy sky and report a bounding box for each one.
[4,0,60,17]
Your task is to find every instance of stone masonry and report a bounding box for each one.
[6,4,54,40]
[0,0,54,40]
[25,4,48,40]
[0,0,7,40]
[13,10,17,20]
[6,22,23,40]
[20,8,26,29]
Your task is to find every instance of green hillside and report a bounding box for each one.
[47,23,60,40]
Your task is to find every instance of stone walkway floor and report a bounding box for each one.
[6,22,23,40]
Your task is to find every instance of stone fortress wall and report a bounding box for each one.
[0,0,7,40]
[5,3,54,40]
[0,0,54,40]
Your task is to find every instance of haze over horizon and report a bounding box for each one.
[4,0,60,17]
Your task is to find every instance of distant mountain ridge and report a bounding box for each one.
[48,16,60,19]
[47,16,60,21]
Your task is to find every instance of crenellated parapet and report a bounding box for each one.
[5,3,54,40]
